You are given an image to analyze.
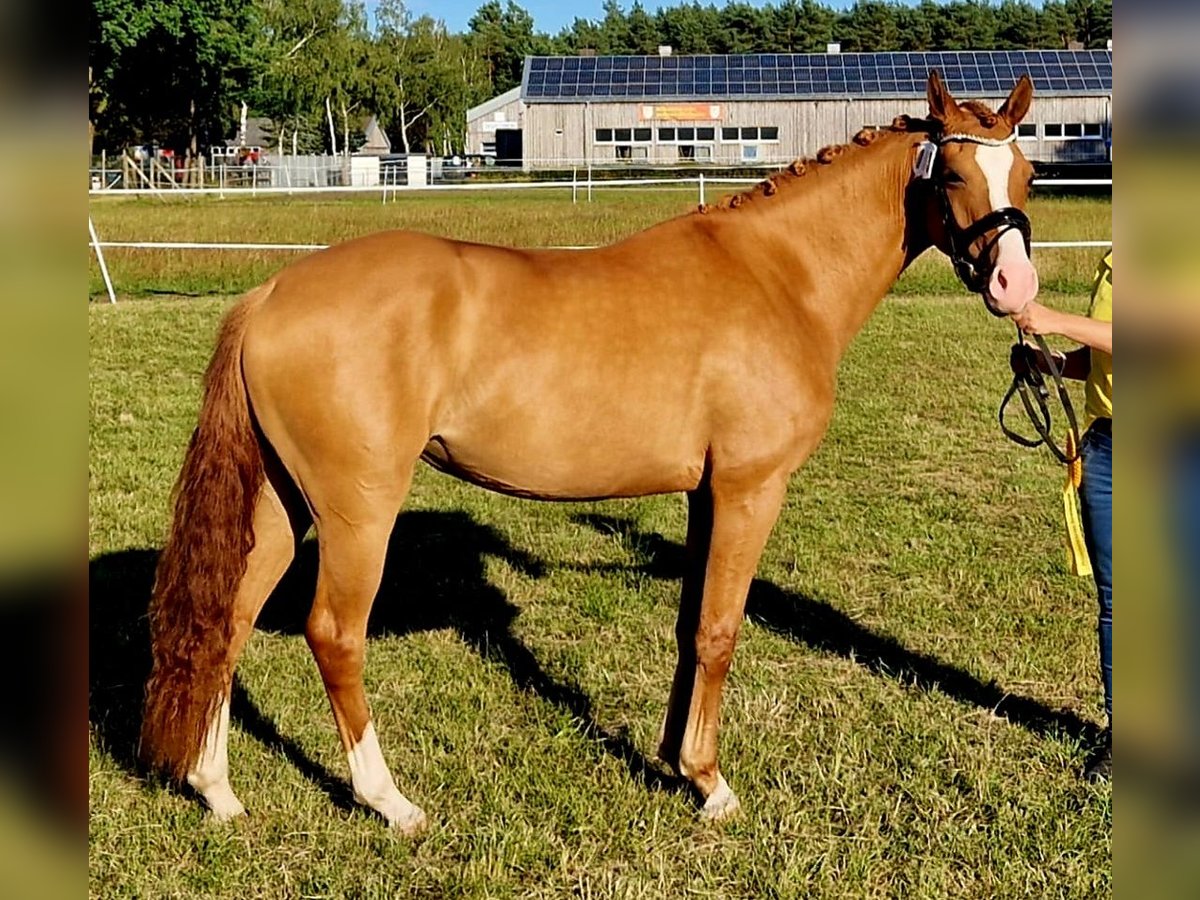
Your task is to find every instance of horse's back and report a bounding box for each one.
[240,226,826,501]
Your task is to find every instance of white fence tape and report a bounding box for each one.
[88,173,1111,299]
[88,175,1111,198]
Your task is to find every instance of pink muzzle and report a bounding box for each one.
[986,239,1040,315]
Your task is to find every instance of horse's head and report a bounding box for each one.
[916,70,1039,315]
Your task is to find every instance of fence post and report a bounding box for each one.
[89,217,117,304]
[572,167,578,204]
[699,171,705,207]
[587,163,593,203]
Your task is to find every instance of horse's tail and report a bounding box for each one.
[140,287,270,782]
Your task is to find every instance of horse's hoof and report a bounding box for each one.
[207,797,247,823]
[699,776,740,822]
[198,781,247,823]
[386,804,428,837]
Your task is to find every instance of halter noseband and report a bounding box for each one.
[919,130,1033,316]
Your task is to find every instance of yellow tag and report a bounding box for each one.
[1063,431,1092,578]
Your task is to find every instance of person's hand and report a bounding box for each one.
[1009,341,1037,376]
[1009,341,1066,376]
[1010,300,1064,336]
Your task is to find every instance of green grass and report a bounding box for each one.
[90,279,1110,896]
[88,189,1110,299]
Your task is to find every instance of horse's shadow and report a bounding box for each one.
[88,510,680,810]
[89,507,1099,810]
[571,513,1101,747]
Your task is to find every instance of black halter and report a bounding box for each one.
[921,130,1078,464]
[931,132,1033,313]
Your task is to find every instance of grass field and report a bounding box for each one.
[89,190,1111,898]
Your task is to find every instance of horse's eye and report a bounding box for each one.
[943,170,965,185]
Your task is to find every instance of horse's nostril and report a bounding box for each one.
[997,270,1009,291]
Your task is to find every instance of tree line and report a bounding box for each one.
[89,0,1113,159]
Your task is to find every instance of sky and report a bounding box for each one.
[379,1,874,36]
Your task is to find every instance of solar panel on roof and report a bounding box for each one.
[521,50,1111,101]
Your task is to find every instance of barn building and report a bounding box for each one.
[466,48,1111,172]
[466,86,525,160]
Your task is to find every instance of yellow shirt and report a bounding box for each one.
[1085,251,1113,426]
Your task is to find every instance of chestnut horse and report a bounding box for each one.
[141,72,1039,831]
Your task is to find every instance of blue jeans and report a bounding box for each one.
[1079,419,1112,722]
[1172,429,1200,743]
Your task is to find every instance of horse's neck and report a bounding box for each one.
[734,134,926,358]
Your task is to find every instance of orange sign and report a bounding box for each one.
[638,103,723,122]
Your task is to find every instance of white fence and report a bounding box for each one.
[88,174,1112,303]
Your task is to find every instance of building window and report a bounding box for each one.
[721,126,779,144]
[676,143,715,161]
[597,127,654,145]
[742,145,759,161]
[615,145,631,159]
[659,126,716,144]
[1016,123,1037,139]
[1044,122,1105,140]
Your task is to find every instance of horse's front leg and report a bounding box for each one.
[667,471,788,820]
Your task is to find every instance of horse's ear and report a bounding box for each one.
[926,69,957,121]
[998,74,1034,126]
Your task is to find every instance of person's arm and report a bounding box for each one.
[1009,343,1091,380]
[1010,300,1112,355]
[1057,345,1092,380]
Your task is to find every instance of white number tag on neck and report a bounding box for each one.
[914,141,938,179]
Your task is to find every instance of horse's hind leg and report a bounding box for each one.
[304,468,426,834]
[187,469,304,819]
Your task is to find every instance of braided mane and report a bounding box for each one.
[696,113,946,214]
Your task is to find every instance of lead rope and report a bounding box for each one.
[998,324,1080,465]
[997,323,1092,576]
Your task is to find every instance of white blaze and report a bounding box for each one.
[973,142,1038,311]
[974,143,1024,259]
